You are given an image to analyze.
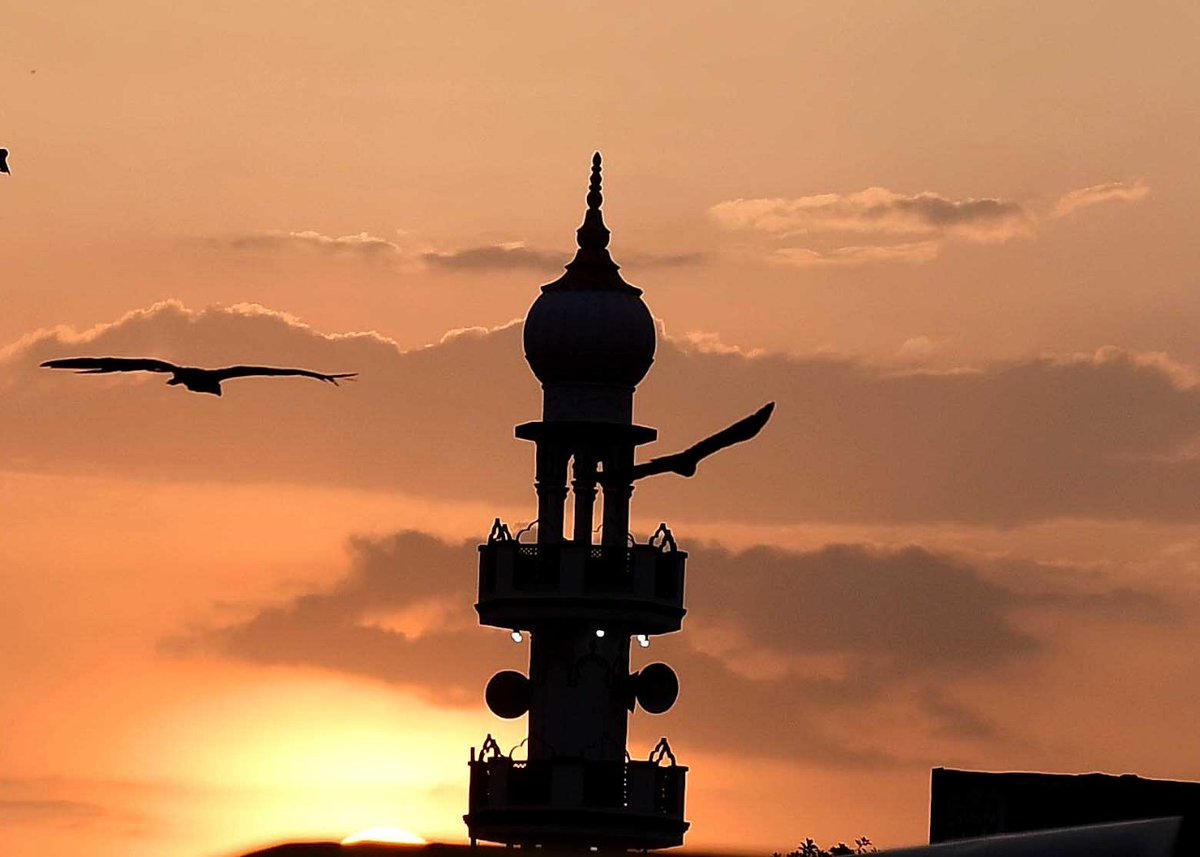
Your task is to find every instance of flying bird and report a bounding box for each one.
[40,356,356,396]
[0,149,10,174]
[629,401,775,481]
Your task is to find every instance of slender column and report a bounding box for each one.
[600,481,633,547]
[534,441,569,545]
[571,452,599,545]
[600,444,635,547]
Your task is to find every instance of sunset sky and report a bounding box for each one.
[3,2,1200,855]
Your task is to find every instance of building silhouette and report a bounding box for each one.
[464,154,690,849]
[929,768,1199,853]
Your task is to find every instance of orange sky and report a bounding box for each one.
[3,2,1200,856]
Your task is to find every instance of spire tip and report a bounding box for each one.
[586,152,603,211]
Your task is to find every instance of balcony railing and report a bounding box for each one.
[479,542,684,600]
[466,753,688,847]
[476,541,686,632]
[470,756,686,814]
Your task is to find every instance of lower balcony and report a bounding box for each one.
[465,753,688,849]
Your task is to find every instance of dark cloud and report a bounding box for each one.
[638,345,1200,526]
[0,788,150,835]
[0,799,107,825]
[889,194,1024,230]
[711,180,1147,265]
[211,232,702,274]
[7,302,1200,525]
[216,230,402,259]
[620,250,707,269]
[710,188,1032,243]
[172,531,1169,766]
[918,689,1002,741]
[774,241,939,267]
[687,543,1032,674]
[421,243,563,271]
[982,556,1180,624]
[165,532,522,705]
[421,244,705,272]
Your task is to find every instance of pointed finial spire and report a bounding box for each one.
[577,151,610,252]
[540,151,640,294]
[586,152,603,211]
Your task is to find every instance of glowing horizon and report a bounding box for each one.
[342,826,428,846]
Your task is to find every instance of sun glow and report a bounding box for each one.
[341,826,427,845]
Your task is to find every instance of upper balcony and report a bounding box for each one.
[476,530,686,635]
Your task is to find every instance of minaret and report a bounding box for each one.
[466,154,689,850]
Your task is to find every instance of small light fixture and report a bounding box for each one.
[510,630,523,643]
[595,629,606,638]
[636,634,650,648]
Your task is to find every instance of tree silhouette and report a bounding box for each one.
[773,836,875,857]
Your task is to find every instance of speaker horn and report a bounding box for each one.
[633,662,679,714]
[485,670,531,719]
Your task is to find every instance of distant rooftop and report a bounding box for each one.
[930,767,1200,852]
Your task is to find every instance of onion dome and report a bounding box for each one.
[523,154,657,417]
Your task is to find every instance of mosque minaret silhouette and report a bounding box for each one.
[465,154,692,850]
[235,154,772,857]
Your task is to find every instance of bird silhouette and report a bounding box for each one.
[629,401,775,480]
[0,149,10,175]
[41,356,356,396]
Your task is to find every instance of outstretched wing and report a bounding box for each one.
[680,401,775,461]
[41,356,179,374]
[209,365,358,385]
[630,402,775,480]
